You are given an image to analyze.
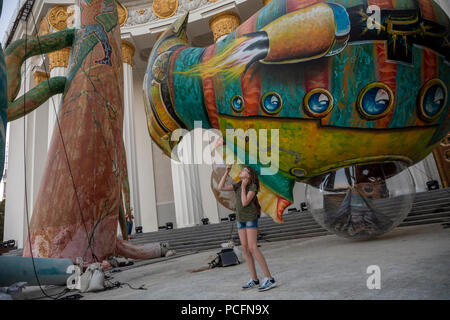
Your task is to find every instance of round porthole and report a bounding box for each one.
[303,88,334,118]
[357,82,394,120]
[290,167,306,178]
[261,92,282,115]
[418,79,447,122]
[231,95,244,113]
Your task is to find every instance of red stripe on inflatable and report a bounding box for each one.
[202,45,220,129]
[375,42,397,128]
[368,0,394,9]
[287,0,324,12]
[422,48,437,83]
[237,12,258,37]
[418,0,436,22]
[241,64,262,116]
[305,60,329,92]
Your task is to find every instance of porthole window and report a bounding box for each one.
[418,79,447,122]
[357,82,394,120]
[303,88,334,118]
[290,167,306,178]
[231,95,244,113]
[261,92,282,115]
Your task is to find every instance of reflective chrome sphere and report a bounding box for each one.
[306,161,415,240]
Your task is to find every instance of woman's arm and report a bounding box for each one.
[241,179,256,206]
[218,165,234,191]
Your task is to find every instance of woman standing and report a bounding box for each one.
[218,164,276,291]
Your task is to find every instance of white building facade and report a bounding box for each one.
[2,0,449,249]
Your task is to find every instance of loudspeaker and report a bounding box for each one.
[218,248,240,267]
[228,213,236,221]
[201,218,209,225]
[135,226,143,233]
[166,222,173,230]
[300,202,308,211]
[426,180,439,191]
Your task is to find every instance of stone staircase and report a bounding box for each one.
[3,188,449,257]
[130,188,450,254]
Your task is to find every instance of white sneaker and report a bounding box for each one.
[242,278,260,290]
[258,277,276,291]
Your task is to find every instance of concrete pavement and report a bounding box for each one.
[23,223,450,300]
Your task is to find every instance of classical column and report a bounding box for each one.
[209,11,241,43]
[30,71,51,210]
[171,132,204,228]
[47,7,71,149]
[409,153,443,191]
[121,40,142,231]
[47,49,69,149]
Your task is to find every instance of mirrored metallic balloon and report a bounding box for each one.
[210,163,236,211]
[306,161,415,239]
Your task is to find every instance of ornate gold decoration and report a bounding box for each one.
[48,6,73,31]
[263,0,273,5]
[117,1,128,27]
[39,16,50,36]
[122,41,135,67]
[152,0,178,19]
[139,9,146,15]
[48,47,71,70]
[209,11,241,43]
[34,71,49,86]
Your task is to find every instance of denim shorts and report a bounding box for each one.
[237,219,258,230]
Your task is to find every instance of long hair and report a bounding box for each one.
[238,166,260,194]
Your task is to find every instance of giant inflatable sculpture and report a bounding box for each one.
[145,0,449,239]
[5,0,163,263]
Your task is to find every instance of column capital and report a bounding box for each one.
[48,47,71,71]
[122,40,135,67]
[209,11,241,43]
[34,71,49,86]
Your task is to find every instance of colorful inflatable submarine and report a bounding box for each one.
[144,0,449,229]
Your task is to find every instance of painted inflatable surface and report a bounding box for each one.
[144,0,450,225]
[6,0,162,263]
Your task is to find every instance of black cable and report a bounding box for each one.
[104,277,146,291]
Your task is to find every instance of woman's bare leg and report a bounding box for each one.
[246,228,272,279]
[238,228,258,280]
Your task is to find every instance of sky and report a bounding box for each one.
[0,0,20,46]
